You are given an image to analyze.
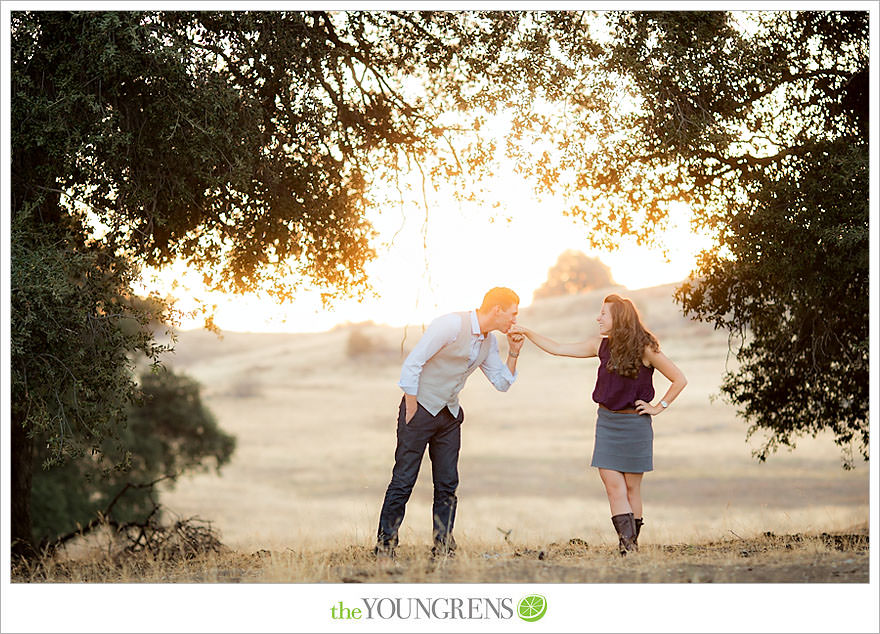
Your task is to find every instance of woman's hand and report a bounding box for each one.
[634,400,663,416]
[507,331,525,354]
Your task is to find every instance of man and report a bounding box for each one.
[375,287,525,559]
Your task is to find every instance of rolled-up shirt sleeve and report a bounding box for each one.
[480,334,517,391]
[398,313,461,395]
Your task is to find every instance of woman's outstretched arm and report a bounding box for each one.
[510,325,601,358]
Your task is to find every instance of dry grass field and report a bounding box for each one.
[15,531,869,583]
[18,284,870,583]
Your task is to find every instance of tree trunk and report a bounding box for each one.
[11,413,36,559]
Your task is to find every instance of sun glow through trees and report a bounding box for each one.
[140,172,712,334]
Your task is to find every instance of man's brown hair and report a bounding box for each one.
[479,287,519,312]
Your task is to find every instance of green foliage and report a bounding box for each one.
[10,213,170,467]
[514,11,868,465]
[31,368,235,544]
[11,11,573,302]
[533,250,615,300]
[676,139,868,466]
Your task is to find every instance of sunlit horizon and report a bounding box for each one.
[122,72,721,336]
[139,173,713,335]
[164,267,697,336]
[133,98,717,336]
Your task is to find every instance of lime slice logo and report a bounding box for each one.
[517,594,547,622]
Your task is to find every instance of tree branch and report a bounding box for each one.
[44,474,178,552]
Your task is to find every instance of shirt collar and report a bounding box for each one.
[469,310,484,338]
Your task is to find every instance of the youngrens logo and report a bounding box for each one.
[330,595,547,622]
[517,595,548,622]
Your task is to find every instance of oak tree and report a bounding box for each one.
[10,9,572,554]
[516,11,869,466]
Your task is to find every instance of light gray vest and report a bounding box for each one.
[417,311,493,417]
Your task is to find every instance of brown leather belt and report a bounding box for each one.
[599,403,641,415]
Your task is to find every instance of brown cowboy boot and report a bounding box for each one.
[634,517,644,548]
[611,513,638,555]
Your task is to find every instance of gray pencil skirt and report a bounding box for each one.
[590,407,654,473]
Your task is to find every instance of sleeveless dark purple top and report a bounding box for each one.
[592,338,655,410]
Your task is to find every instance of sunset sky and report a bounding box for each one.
[141,167,713,334]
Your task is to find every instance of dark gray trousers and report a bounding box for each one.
[376,396,462,549]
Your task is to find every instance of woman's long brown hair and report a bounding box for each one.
[603,294,659,379]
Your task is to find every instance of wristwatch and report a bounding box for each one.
[660,400,669,409]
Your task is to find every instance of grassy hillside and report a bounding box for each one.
[134,285,867,551]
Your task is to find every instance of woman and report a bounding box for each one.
[511,293,687,554]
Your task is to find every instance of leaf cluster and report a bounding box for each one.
[10,212,170,467]
[11,11,582,300]
[511,11,868,464]
[30,368,234,544]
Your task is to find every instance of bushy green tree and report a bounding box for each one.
[10,215,170,555]
[31,368,234,544]
[515,11,869,465]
